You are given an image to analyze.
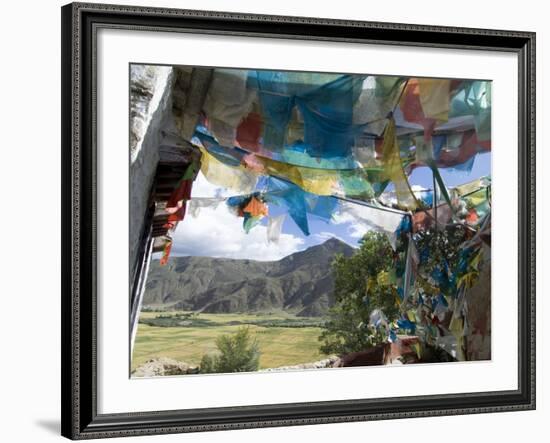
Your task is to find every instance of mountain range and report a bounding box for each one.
[142,238,355,317]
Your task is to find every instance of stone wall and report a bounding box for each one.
[129,65,174,282]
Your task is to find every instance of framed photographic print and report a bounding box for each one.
[61,2,536,439]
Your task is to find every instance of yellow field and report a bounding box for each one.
[131,312,328,371]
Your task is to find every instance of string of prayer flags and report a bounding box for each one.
[353,76,405,136]
[159,239,173,266]
[382,118,419,210]
[262,176,312,236]
[267,214,286,244]
[194,128,377,199]
[242,196,269,217]
[337,200,407,249]
[198,145,258,194]
[202,69,257,147]
[417,78,451,122]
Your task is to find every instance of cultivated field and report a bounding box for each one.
[131,311,328,371]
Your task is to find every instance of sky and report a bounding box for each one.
[164,151,490,262]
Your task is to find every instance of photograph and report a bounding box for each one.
[56,2,536,439]
[129,65,492,377]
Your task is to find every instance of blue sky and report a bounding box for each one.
[166,151,490,262]
[409,151,491,189]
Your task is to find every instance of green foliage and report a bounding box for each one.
[319,231,400,355]
[139,312,211,328]
[139,312,324,329]
[199,327,261,373]
[236,318,324,328]
[199,353,217,374]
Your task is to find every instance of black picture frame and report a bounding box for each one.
[61,2,536,439]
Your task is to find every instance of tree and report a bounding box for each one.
[200,327,261,373]
[319,231,400,355]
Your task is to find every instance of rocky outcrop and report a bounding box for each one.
[130,65,173,162]
[132,357,199,377]
[259,356,339,372]
[129,65,174,280]
[133,356,339,377]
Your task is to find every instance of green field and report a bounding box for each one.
[132,312,328,371]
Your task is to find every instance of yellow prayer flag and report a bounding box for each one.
[199,147,258,194]
[382,118,419,210]
[418,78,451,122]
[260,155,341,196]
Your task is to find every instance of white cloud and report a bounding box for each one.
[170,203,305,261]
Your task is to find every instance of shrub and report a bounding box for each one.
[199,353,218,374]
[199,327,261,374]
